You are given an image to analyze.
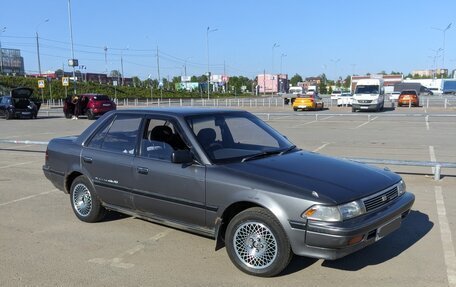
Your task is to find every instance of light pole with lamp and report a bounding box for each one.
[330,58,341,86]
[206,27,218,99]
[67,0,77,95]
[0,26,6,74]
[280,53,287,93]
[271,43,279,95]
[35,19,49,77]
[432,23,452,76]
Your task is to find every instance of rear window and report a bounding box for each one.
[92,95,110,101]
[400,90,417,95]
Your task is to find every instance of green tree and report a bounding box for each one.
[131,76,141,87]
[343,75,351,89]
[319,81,327,94]
[110,70,121,77]
[290,73,303,86]
[55,69,64,78]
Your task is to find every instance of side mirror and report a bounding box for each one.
[171,150,193,164]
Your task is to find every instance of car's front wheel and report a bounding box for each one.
[225,207,292,277]
[70,175,106,222]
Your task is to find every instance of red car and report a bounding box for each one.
[64,93,116,120]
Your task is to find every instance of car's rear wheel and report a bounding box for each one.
[225,207,292,277]
[293,108,298,111]
[87,109,95,120]
[70,175,106,222]
[64,113,72,119]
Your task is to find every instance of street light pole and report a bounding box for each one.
[0,26,6,74]
[432,23,452,75]
[206,27,218,99]
[271,43,279,95]
[67,0,76,95]
[35,19,49,76]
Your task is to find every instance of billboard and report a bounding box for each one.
[210,75,229,83]
[181,76,191,82]
[175,82,199,91]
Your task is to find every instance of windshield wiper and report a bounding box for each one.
[279,145,297,155]
[241,145,297,162]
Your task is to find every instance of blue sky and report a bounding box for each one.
[1,0,455,80]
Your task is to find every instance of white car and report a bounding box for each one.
[330,90,342,100]
[389,91,401,101]
[337,92,353,106]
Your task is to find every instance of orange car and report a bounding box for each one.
[292,94,324,111]
[397,90,419,107]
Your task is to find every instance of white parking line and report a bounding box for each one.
[89,229,171,269]
[313,142,330,153]
[353,116,378,129]
[0,161,36,169]
[320,115,334,120]
[292,120,317,128]
[435,186,456,286]
[429,146,436,174]
[0,189,57,207]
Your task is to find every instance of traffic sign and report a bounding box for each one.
[38,80,45,89]
[62,77,69,87]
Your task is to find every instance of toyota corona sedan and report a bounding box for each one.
[43,108,414,277]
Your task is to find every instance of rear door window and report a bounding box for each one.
[88,114,142,155]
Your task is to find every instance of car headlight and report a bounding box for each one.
[371,99,378,104]
[397,180,406,196]
[303,200,366,222]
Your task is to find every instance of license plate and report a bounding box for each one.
[298,105,307,108]
[403,96,410,100]
[360,106,369,109]
[21,112,31,115]
[376,216,401,241]
[102,103,111,107]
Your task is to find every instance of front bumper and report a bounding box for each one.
[352,103,378,111]
[289,192,415,260]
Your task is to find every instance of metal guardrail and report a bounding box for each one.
[0,139,454,180]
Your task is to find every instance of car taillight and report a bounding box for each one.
[45,148,49,162]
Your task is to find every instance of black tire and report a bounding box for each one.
[5,110,13,120]
[64,113,73,119]
[70,175,106,223]
[293,108,298,111]
[351,107,356,113]
[225,207,292,277]
[87,109,95,120]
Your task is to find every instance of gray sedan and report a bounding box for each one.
[43,108,414,277]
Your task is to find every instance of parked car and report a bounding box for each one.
[0,87,41,120]
[292,94,324,111]
[43,108,414,277]
[63,93,116,120]
[397,90,419,107]
[330,90,342,100]
[389,91,401,101]
[337,92,353,106]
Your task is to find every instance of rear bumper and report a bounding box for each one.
[289,192,415,260]
[43,165,66,192]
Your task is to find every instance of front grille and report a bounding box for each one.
[363,186,398,212]
[359,100,372,103]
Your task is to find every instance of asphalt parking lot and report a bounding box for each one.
[1,105,455,286]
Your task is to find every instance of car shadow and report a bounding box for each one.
[321,210,432,271]
[101,211,130,222]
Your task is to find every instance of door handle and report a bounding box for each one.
[137,167,149,175]
[82,156,93,163]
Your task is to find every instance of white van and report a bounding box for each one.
[352,78,385,112]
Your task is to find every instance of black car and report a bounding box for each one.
[0,87,41,119]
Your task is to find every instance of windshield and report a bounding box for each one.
[186,112,294,164]
[289,88,302,93]
[91,95,110,101]
[354,85,379,94]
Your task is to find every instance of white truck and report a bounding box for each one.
[352,78,385,112]
[282,86,304,105]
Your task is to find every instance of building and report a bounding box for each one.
[0,48,25,75]
[257,74,288,94]
[412,69,448,78]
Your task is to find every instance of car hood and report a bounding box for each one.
[11,87,34,99]
[224,151,401,204]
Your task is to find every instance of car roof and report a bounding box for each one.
[113,107,245,117]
